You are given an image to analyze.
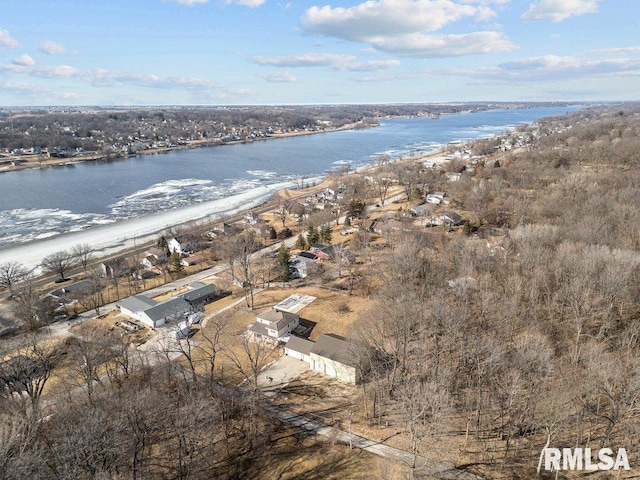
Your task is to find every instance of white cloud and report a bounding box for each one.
[224,0,265,6]
[1,82,84,101]
[302,0,479,40]
[253,52,400,71]
[167,0,209,5]
[39,40,69,55]
[350,59,402,70]
[13,54,35,66]
[301,0,512,57]
[34,65,80,78]
[368,31,514,56]
[0,29,18,48]
[499,55,640,78]
[521,0,600,22]
[0,59,250,102]
[590,46,640,56]
[258,71,297,82]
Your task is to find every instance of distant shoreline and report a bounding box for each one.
[0,121,374,174]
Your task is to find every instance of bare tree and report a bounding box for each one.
[221,231,261,309]
[71,243,95,273]
[67,335,116,402]
[0,334,57,415]
[371,164,395,206]
[76,269,105,315]
[397,378,451,468]
[10,275,56,330]
[0,261,28,294]
[197,315,228,389]
[277,203,288,229]
[40,250,76,282]
[226,334,272,392]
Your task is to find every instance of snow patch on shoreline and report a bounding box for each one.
[0,181,295,272]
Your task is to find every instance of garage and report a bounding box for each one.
[284,336,314,364]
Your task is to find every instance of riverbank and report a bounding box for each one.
[0,120,374,174]
[0,148,451,273]
[0,180,298,272]
[1,105,576,271]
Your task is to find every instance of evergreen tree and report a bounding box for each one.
[307,224,319,245]
[295,233,307,250]
[277,243,292,282]
[347,199,366,219]
[170,251,184,273]
[319,225,332,244]
[156,235,169,254]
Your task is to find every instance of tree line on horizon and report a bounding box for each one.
[0,102,575,154]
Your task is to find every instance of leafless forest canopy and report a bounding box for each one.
[1,104,640,478]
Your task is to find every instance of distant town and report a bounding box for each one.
[0,102,578,172]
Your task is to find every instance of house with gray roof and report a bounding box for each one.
[310,334,359,384]
[284,336,314,363]
[178,281,219,309]
[247,308,300,345]
[117,294,191,329]
[284,333,360,384]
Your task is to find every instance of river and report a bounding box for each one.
[0,106,577,269]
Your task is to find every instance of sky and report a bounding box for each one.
[0,0,638,105]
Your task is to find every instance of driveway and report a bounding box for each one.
[258,354,309,395]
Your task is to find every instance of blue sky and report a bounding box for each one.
[0,0,638,105]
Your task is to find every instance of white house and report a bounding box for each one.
[430,211,463,227]
[247,308,300,344]
[167,238,185,255]
[426,192,447,204]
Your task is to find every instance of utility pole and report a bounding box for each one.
[348,411,354,449]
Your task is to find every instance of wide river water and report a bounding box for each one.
[0,106,577,267]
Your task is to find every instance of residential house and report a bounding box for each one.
[247,308,300,344]
[141,247,166,269]
[430,211,463,227]
[98,257,127,278]
[178,281,219,310]
[243,212,259,225]
[117,294,191,329]
[309,243,354,265]
[361,219,378,233]
[285,333,359,384]
[167,236,201,257]
[167,237,187,256]
[426,192,447,204]
[409,203,431,217]
[289,256,308,279]
[180,253,206,267]
[309,243,333,261]
[297,251,318,261]
[47,280,92,300]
